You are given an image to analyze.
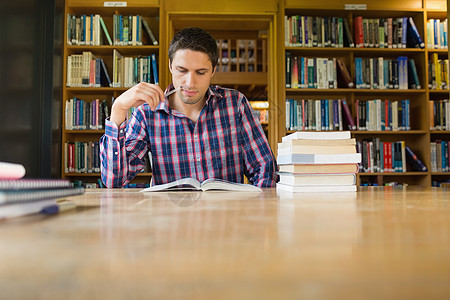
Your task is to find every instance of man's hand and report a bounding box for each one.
[110,82,165,126]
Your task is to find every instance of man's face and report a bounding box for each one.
[169,49,215,105]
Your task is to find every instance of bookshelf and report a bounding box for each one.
[62,0,163,186]
[59,0,449,187]
[280,0,448,186]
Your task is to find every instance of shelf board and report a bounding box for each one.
[430,130,450,134]
[65,172,152,176]
[285,46,425,55]
[428,89,450,94]
[431,172,450,175]
[352,130,428,135]
[64,129,105,134]
[359,172,428,176]
[66,87,127,93]
[67,45,159,55]
[286,88,425,94]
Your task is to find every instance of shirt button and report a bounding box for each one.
[196,154,201,161]
[194,134,198,140]
[114,152,118,155]
[120,130,123,133]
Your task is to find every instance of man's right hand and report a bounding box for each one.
[110,82,165,126]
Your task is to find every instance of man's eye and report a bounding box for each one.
[197,71,206,75]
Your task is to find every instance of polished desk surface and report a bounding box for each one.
[1,186,450,299]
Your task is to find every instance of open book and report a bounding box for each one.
[140,178,262,192]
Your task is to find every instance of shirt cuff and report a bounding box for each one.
[105,118,127,139]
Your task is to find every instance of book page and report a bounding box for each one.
[141,178,201,192]
[200,179,262,192]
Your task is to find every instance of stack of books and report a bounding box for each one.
[0,177,84,219]
[276,131,361,192]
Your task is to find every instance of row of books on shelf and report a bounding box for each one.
[429,53,449,90]
[65,98,111,130]
[64,141,101,174]
[357,139,427,173]
[430,140,450,172]
[285,98,411,132]
[111,50,159,87]
[72,180,151,189]
[354,56,419,90]
[432,181,450,187]
[67,52,111,87]
[67,13,158,46]
[285,55,353,89]
[426,18,448,50]
[64,142,152,174]
[66,51,159,88]
[430,99,450,130]
[285,55,421,90]
[284,15,424,49]
[354,99,410,131]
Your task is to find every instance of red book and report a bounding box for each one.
[356,99,360,130]
[354,16,364,48]
[383,142,389,172]
[68,143,75,173]
[341,99,356,130]
[387,142,393,172]
[336,58,354,88]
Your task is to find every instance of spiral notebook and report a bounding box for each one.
[0,178,73,190]
[0,187,84,205]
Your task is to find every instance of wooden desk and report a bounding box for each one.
[1,187,449,299]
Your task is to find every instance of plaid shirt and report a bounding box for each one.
[100,85,277,188]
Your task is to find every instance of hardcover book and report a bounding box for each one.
[282,130,351,142]
[276,182,357,192]
[278,163,359,174]
[277,153,362,165]
[278,173,356,186]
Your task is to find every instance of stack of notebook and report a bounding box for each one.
[0,178,84,219]
[276,131,361,192]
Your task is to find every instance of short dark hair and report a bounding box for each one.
[168,27,219,70]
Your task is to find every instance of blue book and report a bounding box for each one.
[90,14,94,45]
[300,57,305,88]
[401,17,407,48]
[407,17,425,48]
[405,146,427,172]
[405,99,410,130]
[355,58,363,88]
[151,53,158,85]
[81,15,86,44]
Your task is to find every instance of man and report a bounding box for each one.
[100,27,277,188]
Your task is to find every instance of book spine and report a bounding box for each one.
[405,146,427,171]
[341,99,356,130]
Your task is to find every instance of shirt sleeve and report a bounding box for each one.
[238,95,278,188]
[100,108,149,188]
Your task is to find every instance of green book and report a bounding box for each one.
[99,16,112,45]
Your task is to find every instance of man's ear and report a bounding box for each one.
[211,65,216,77]
[169,60,173,74]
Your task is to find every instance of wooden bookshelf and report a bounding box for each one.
[60,0,449,187]
[280,0,448,186]
[62,0,163,186]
